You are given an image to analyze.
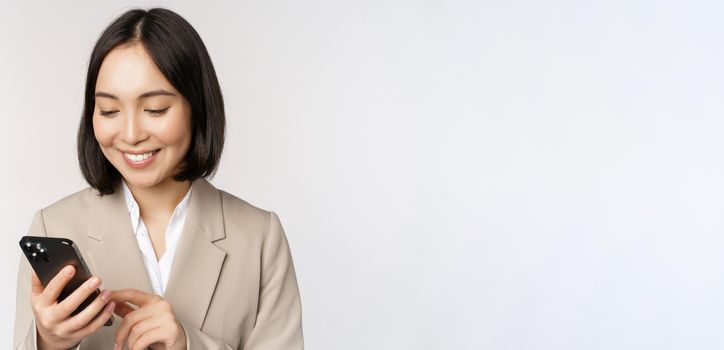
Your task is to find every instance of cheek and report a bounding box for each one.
[156,113,192,151]
[92,116,115,147]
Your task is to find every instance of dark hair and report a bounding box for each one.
[77,7,225,195]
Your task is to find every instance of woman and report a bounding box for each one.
[13,8,304,350]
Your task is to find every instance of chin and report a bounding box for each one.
[121,173,164,188]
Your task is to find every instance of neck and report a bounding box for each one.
[125,177,192,218]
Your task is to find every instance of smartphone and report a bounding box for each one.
[19,236,113,326]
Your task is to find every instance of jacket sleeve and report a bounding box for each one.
[240,211,304,350]
[14,209,46,350]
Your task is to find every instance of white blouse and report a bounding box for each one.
[121,180,192,296]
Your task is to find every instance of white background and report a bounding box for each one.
[2,0,723,349]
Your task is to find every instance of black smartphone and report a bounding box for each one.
[19,236,113,326]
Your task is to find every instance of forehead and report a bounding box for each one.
[95,43,175,98]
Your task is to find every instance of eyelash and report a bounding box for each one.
[99,107,170,117]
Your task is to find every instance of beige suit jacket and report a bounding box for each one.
[14,178,304,349]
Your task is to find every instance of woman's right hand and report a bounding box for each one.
[31,265,116,350]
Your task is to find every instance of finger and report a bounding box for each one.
[54,275,101,319]
[62,289,111,333]
[39,265,75,305]
[75,301,116,339]
[127,317,163,350]
[129,326,165,350]
[110,288,156,307]
[115,307,154,349]
[113,301,136,318]
[30,270,44,297]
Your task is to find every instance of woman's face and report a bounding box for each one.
[93,43,192,189]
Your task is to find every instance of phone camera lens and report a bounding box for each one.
[26,242,49,262]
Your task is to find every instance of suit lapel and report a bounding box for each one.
[82,178,227,331]
[84,184,154,294]
[163,178,227,329]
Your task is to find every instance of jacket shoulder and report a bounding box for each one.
[37,187,96,236]
[217,189,275,237]
[42,186,95,214]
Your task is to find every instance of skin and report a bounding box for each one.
[33,42,192,350]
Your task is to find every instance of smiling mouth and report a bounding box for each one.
[123,149,160,162]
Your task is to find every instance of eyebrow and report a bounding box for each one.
[94,89,176,100]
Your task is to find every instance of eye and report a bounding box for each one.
[99,110,118,117]
[145,107,170,116]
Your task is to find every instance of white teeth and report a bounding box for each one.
[124,150,156,162]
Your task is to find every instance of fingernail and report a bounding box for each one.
[64,266,74,276]
[89,276,100,288]
[107,301,115,312]
[113,343,120,350]
[101,289,111,301]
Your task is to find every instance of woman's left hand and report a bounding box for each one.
[110,289,187,350]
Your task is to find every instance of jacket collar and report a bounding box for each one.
[87,177,226,242]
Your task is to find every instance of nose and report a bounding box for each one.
[121,111,149,146]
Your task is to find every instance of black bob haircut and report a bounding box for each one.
[77,8,225,196]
